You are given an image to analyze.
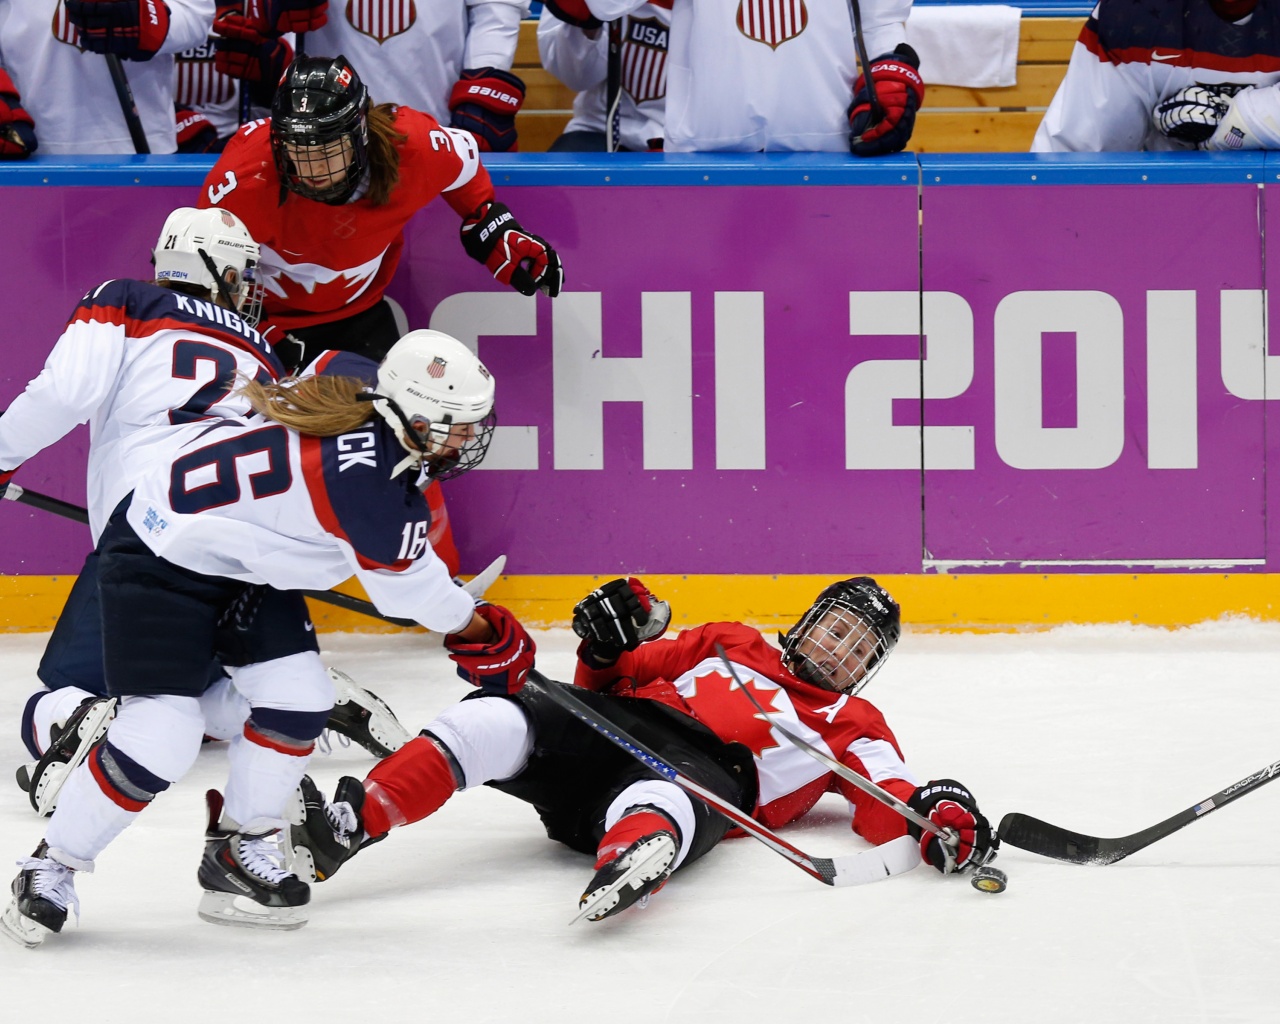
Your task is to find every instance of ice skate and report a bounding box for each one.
[197,790,310,930]
[287,774,370,882]
[576,810,679,923]
[320,668,410,758]
[17,697,117,816]
[1,842,81,949]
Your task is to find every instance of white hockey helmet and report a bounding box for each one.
[153,207,265,328]
[369,329,496,480]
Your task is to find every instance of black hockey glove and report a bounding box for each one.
[66,0,171,62]
[573,577,671,665]
[461,201,564,297]
[907,779,997,874]
[848,44,925,157]
[1154,85,1238,146]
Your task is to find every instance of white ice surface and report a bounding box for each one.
[2,623,1278,1023]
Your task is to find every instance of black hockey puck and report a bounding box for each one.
[970,864,1008,894]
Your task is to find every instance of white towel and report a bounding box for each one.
[905,5,1022,89]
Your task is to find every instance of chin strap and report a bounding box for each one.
[355,392,430,479]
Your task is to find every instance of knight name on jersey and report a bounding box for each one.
[169,293,263,347]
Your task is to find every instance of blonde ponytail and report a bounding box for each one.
[239,374,374,436]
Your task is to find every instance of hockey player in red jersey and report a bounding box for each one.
[290,577,996,922]
[1,329,536,947]
[199,54,561,576]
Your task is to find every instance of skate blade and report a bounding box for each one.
[197,891,308,931]
[573,835,676,925]
[1,900,52,949]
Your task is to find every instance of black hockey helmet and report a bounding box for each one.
[271,55,370,205]
[779,577,901,695]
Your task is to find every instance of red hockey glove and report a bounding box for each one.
[907,779,997,874]
[542,0,602,30]
[65,0,171,62]
[460,201,564,298]
[445,603,536,696]
[214,3,294,83]
[848,43,924,157]
[265,0,328,34]
[572,578,671,665]
[449,67,525,152]
[175,106,220,153]
[0,466,17,500]
[0,70,37,159]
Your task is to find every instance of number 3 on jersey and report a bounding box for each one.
[207,170,238,205]
[397,520,431,560]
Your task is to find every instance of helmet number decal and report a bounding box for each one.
[207,170,239,206]
[396,520,431,561]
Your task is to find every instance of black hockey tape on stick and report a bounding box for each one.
[527,668,921,888]
[105,54,150,154]
[237,0,253,125]
[845,0,883,133]
[1000,757,1280,865]
[3,483,417,627]
[605,19,623,153]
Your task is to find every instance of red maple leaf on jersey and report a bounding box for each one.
[683,669,783,759]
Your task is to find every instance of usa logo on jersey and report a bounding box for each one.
[346,0,417,44]
[736,0,809,50]
[623,17,669,104]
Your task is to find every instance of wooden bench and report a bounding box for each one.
[512,16,1085,154]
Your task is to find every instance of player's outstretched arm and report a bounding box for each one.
[460,200,565,297]
[906,779,998,874]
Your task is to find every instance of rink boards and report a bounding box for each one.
[3,152,1280,631]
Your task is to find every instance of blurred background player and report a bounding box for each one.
[0,61,37,159]
[1033,0,1280,152]
[1,329,536,947]
[0,0,215,154]
[291,576,996,922]
[199,54,562,575]
[279,0,531,153]
[536,0,670,152]
[541,0,923,155]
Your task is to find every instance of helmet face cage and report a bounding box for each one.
[781,579,901,695]
[420,410,497,481]
[271,56,370,205]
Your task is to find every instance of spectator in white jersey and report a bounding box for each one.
[537,0,670,151]
[291,577,997,924]
[1,329,536,947]
[541,0,923,155]
[1034,0,1280,152]
[211,0,531,152]
[0,0,215,154]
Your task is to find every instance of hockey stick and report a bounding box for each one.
[527,669,920,889]
[999,757,1280,865]
[713,644,940,838]
[605,19,623,153]
[845,0,883,140]
[236,0,254,125]
[104,54,150,154]
[714,644,1010,892]
[3,483,506,629]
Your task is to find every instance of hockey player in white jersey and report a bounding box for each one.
[291,577,995,922]
[2,327,534,946]
[0,0,215,154]
[1033,0,1280,152]
[541,0,923,154]
[536,0,670,151]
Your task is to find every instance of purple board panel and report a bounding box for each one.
[398,185,923,574]
[921,183,1266,570]
[1,187,190,574]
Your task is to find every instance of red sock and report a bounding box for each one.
[362,736,460,836]
[595,809,677,870]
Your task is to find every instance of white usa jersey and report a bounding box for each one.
[0,278,284,541]
[576,622,922,845]
[301,0,528,122]
[0,0,215,154]
[583,0,911,151]
[124,350,475,633]
[537,3,671,151]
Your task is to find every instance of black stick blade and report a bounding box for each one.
[998,812,1122,866]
